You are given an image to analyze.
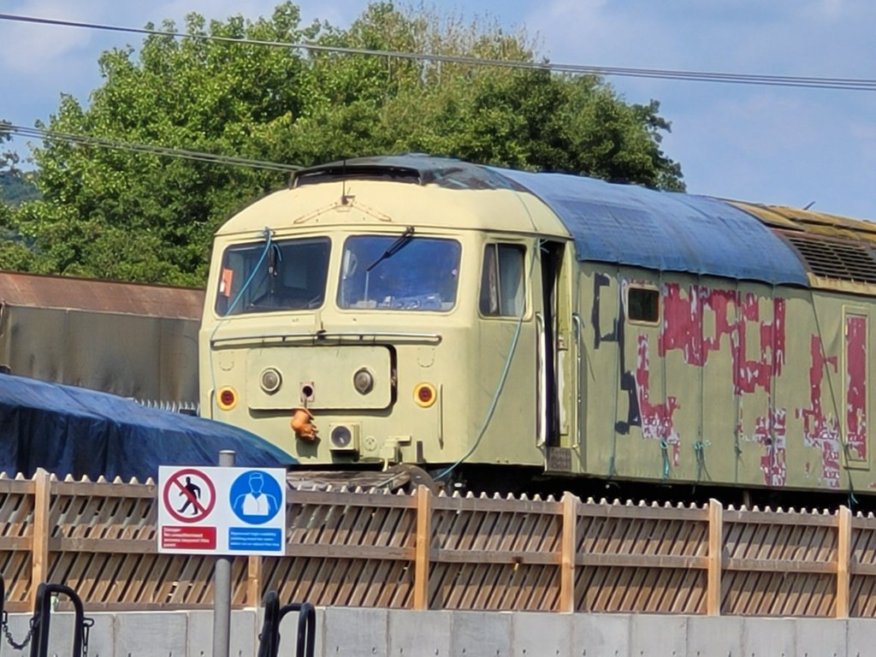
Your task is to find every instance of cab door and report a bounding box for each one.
[535,240,577,473]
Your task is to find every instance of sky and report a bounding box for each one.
[1,0,875,220]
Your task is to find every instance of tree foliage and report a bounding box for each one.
[3,2,683,285]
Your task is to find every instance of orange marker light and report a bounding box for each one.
[414,383,437,408]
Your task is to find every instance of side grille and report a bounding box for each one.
[778,230,876,284]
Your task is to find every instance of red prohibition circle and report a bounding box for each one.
[162,468,217,523]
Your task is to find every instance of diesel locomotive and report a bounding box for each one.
[199,155,876,499]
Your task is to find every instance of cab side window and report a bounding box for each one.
[480,244,525,317]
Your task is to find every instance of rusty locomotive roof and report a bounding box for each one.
[732,203,876,289]
[0,271,204,319]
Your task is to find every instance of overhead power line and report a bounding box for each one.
[1,12,876,92]
[5,124,300,172]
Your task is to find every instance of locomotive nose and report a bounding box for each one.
[245,345,393,412]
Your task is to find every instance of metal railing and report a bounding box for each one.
[257,591,315,657]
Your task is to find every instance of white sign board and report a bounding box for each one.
[158,466,287,555]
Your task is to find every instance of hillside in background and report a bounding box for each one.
[0,171,39,205]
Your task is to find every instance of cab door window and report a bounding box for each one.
[480,244,525,317]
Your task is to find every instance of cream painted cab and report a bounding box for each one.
[200,159,577,489]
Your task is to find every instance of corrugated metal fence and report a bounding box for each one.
[1,471,874,616]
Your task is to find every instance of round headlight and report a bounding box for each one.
[260,367,282,394]
[353,368,374,395]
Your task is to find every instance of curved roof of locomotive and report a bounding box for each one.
[291,155,809,286]
[495,169,809,285]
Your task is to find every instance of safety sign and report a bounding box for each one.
[163,468,216,523]
[158,466,287,555]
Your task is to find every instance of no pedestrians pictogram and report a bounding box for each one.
[162,468,216,523]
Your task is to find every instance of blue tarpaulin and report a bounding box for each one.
[0,374,295,480]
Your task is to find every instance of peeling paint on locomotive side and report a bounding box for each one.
[658,283,785,395]
[634,334,681,465]
[744,408,788,487]
[602,279,857,488]
[798,335,842,489]
[615,281,790,485]
[658,283,790,485]
[591,277,868,489]
[846,314,868,462]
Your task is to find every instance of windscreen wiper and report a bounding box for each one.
[366,226,415,272]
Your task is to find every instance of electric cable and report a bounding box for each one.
[1,12,876,91]
[4,124,300,172]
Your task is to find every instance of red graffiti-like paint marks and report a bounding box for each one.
[740,294,783,395]
[635,335,681,464]
[659,284,731,366]
[659,284,785,396]
[658,283,787,486]
[797,336,841,489]
[846,315,867,461]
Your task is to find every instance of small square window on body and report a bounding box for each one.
[628,287,659,323]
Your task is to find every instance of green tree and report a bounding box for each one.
[3,2,683,284]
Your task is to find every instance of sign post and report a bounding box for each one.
[214,450,234,657]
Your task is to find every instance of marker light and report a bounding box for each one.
[217,386,237,411]
[413,383,437,408]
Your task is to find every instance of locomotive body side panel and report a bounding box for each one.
[577,263,873,493]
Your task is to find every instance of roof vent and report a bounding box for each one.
[778,230,876,284]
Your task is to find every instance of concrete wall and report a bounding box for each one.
[5,609,874,657]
